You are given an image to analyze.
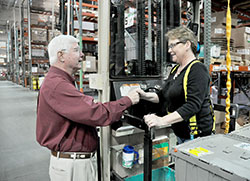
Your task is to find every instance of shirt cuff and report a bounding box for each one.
[176,109,187,121]
[121,96,132,108]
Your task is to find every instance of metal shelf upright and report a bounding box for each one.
[19,1,26,87]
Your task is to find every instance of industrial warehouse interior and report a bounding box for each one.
[0,0,250,181]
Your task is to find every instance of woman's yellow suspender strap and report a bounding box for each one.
[183,60,200,138]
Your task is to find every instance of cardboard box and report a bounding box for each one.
[83,56,97,72]
[137,136,169,169]
[214,110,226,124]
[231,27,250,48]
[211,24,226,38]
[32,49,45,57]
[48,29,62,42]
[220,50,243,65]
[74,21,96,31]
[31,28,47,42]
[211,11,238,27]
[236,48,250,61]
[211,11,238,38]
[211,45,221,58]
[30,14,39,25]
[152,136,169,170]
[244,59,250,66]
[215,122,225,134]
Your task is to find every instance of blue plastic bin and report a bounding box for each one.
[124,166,175,181]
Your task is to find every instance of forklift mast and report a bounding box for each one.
[108,1,181,181]
[110,0,180,78]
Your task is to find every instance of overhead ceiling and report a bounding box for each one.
[212,0,250,18]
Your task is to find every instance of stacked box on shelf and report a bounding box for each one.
[235,48,250,65]
[31,45,46,58]
[171,134,250,181]
[210,11,239,65]
[46,14,58,27]
[232,27,250,48]
[219,50,244,66]
[30,13,39,25]
[83,56,97,72]
[31,49,45,57]
[48,29,61,42]
[30,12,53,79]
[30,13,49,26]
[211,11,238,38]
[74,21,97,31]
[31,28,47,42]
[231,27,250,64]
[31,13,58,27]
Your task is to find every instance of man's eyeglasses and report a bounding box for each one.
[168,41,185,49]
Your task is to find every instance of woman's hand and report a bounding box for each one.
[136,89,147,99]
[136,89,159,103]
[144,114,165,128]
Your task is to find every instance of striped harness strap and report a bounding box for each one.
[183,60,200,137]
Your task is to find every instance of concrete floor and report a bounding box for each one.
[0,81,50,181]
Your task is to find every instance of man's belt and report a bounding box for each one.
[51,151,95,159]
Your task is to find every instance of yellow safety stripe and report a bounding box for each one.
[171,64,179,74]
[210,104,216,133]
[183,61,200,135]
[183,60,200,100]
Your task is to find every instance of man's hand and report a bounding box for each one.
[136,89,147,99]
[127,89,140,105]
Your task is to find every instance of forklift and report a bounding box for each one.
[108,1,180,180]
[89,0,205,180]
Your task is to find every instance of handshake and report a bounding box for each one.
[126,88,164,128]
[126,88,147,105]
[126,88,163,128]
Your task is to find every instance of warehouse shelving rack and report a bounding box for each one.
[210,64,250,105]
[60,0,98,93]
[6,0,60,90]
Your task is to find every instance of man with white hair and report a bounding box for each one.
[36,35,140,181]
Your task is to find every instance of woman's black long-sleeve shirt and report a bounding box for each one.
[157,60,213,139]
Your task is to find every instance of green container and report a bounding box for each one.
[124,166,175,181]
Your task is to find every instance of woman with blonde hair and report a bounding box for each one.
[138,26,214,144]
